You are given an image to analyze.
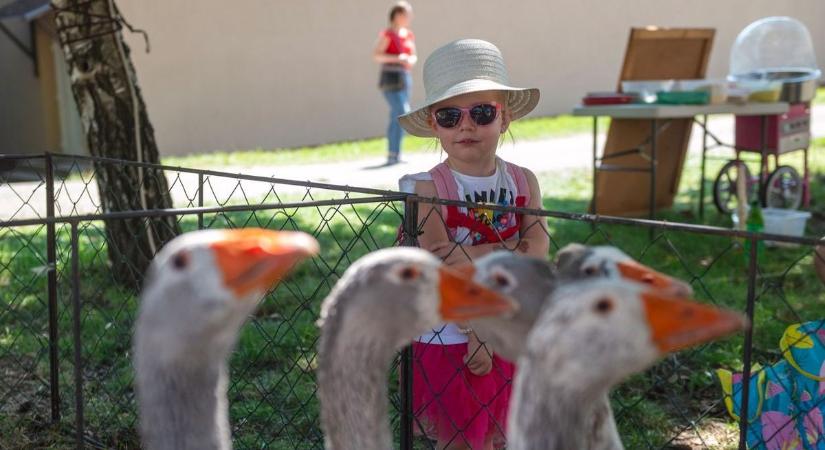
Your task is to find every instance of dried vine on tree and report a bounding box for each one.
[52,0,179,286]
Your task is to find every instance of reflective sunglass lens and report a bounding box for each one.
[470,104,497,125]
[435,108,462,128]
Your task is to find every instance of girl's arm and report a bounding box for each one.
[512,168,550,258]
[414,180,452,254]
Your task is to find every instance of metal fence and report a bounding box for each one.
[1,153,824,449]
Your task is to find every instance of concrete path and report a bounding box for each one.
[3,105,824,221]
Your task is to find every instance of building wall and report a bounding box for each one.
[0,20,48,154]
[6,1,825,156]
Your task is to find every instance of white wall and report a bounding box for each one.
[6,1,825,156]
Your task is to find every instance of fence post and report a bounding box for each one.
[45,152,61,422]
[399,196,418,450]
[70,221,85,449]
[738,236,758,449]
[198,173,204,230]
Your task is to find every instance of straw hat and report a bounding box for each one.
[398,38,540,137]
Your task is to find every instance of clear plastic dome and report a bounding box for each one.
[729,16,821,82]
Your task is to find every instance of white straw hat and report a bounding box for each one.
[398,38,540,137]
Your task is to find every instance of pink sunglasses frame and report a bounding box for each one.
[430,101,502,128]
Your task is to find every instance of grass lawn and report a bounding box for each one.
[2,135,825,448]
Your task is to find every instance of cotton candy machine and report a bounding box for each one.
[714,17,822,212]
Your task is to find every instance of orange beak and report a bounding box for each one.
[210,228,319,297]
[642,290,748,354]
[438,265,517,321]
[617,260,693,297]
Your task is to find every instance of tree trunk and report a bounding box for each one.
[52,0,179,287]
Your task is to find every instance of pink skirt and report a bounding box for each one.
[411,341,515,449]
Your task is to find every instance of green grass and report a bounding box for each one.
[161,114,595,168]
[3,137,825,448]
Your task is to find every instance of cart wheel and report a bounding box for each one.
[713,161,756,214]
[764,165,803,210]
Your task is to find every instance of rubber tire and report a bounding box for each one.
[764,165,803,210]
[713,161,756,214]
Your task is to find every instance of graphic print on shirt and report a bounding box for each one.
[464,187,517,244]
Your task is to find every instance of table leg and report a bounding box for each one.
[650,118,657,222]
[592,116,598,214]
[699,115,707,219]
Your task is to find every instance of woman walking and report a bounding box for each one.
[373,1,416,165]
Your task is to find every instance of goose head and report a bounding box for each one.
[555,243,693,297]
[317,247,517,352]
[464,251,556,361]
[134,228,319,450]
[316,247,517,450]
[136,228,319,367]
[525,279,747,394]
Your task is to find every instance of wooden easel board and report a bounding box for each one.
[594,28,715,216]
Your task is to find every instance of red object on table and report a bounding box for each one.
[582,92,635,105]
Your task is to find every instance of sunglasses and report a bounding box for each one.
[431,102,500,129]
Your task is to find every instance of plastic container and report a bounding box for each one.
[729,17,822,103]
[734,79,783,102]
[655,90,710,105]
[620,80,674,103]
[762,207,811,247]
[672,79,728,104]
[733,207,810,246]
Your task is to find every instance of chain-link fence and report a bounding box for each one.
[1,153,824,449]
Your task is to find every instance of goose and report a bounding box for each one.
[469,245,692,363]
[133,228,319,450]
[316,247,517,450]
[507,279,747,450]
[554,243,693,297]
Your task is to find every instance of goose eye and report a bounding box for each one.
[493,273,510,288]
[172,251,190,270]
[583,266,598,276]
[594,298,613,314]
[399,265,420,281]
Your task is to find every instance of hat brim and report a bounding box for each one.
[398,80,540,137]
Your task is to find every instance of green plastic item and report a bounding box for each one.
[655,91,710,105]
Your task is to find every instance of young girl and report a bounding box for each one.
[398,39,550,450]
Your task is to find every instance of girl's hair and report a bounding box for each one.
[389,1,412,22]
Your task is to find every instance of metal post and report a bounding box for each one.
[649,119,657,221]
[71,222,85,449]
[759,115,768,205]
[699,115,708,219]
[592,117,598,214]
[45,152,61,422]
[738,237,758,449]
[399,196,418,450]
[197,173,204,230]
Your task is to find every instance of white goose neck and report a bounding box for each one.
[137,360,231,450]
[318,323,398,450]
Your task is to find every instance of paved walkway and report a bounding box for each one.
[3,105,824,221]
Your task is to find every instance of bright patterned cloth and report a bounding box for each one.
[718,320,825,449]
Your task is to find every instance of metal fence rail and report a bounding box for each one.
[1,153,824,449]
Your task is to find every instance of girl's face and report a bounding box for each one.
[428,90,511,169]
[393,11,410,28]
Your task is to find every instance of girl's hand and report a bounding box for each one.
[464,334,493,376]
